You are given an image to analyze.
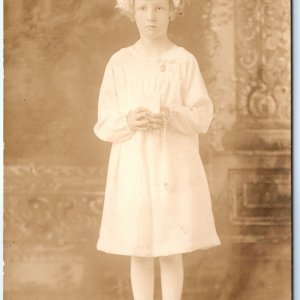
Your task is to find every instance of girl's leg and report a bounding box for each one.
[159,254,184,300]
[130,256,155,300]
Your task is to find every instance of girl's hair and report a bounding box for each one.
[115,0,186,21]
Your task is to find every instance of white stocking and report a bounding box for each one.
[130,256,155,300]
[159,254,184,300]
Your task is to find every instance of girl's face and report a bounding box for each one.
[134,0,170,41]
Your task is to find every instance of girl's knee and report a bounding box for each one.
[159,254,182,266]
[131,256,154,265]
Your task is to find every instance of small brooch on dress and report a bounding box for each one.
[159,60,177,72]
[160,64,166,72]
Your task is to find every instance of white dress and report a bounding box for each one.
[94,45,221,257]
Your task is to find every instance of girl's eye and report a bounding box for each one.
[157,6,164,10]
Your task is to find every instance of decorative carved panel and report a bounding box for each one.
[228,168,291,242]
[4,166,105,245]
[4,166,107,297]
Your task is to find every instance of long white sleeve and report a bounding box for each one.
[168,55,213,135]
[94,58,134,143]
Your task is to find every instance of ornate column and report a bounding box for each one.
[198,0,291,243]
[224,0,291,154]
[225,0,291,242]
[199,1,291,298]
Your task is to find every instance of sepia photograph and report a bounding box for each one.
[4,0,291,299]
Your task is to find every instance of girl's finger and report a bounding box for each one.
[148,117,163,124]
[147,112,164,118]
[135,119,149,126]
[136,112,148,120]
[147,117,164,124]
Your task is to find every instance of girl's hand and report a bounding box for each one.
[146,107,170,130]
[146,112,164,129]
[127,107,150,131]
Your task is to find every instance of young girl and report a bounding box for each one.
[94,0,221,298]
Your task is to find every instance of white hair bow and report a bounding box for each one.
[172,0,181,7]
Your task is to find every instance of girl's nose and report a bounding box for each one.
[147,9,156,22]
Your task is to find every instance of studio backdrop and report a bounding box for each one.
[4,0,291,299]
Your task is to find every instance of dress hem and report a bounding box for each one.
[96,241,221,257]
